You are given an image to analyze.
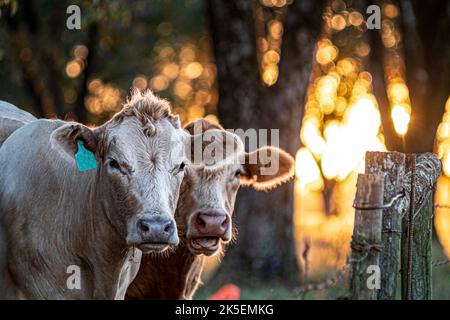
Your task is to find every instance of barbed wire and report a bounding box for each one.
[296,165,450,299]
[352,189,405,210]
[293,263,350,297]
[433,259,450,267]
[294,236,382,298]
[434,204,450,209]
[293,257,449,299]
[293,241,449,299]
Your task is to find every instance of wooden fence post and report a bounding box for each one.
[401,153,441,300]
[365,151,406,300]
[350,173,385,300]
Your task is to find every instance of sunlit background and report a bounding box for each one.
[292,0,450,280]
[66,19,219,126]
[293,0,450,279]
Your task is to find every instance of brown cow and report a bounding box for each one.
[126,119,295,299]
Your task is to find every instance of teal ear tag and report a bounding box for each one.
[75,140,98,171]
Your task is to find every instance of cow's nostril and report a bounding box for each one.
[221,216,229,228]
[196,215,206,227]
[164,223,171,233]
[139,220,149,232]
[194,212,230,236]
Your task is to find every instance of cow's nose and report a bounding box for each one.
[193,211,230,237]
[137,215,178,245]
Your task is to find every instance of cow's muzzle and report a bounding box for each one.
[187,210,231,255]
[135,215,179,253]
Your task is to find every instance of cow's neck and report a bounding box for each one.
[73,175,132,299]
[126,243,204,300]
[167,245,203,300]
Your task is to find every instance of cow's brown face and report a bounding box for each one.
[181,164,240,255]
[180,163,241,256]
[179,119,296,256]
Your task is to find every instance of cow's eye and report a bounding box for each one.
[230,170,241,185]
[173,162,187,175]
[108,158,121,171]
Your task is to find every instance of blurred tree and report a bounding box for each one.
[369,0,450,153]
[399,0,450,153]
[208,0,326,284]
[0,0,214,125]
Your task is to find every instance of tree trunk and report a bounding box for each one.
[74,22,99,124]
[398,0,450,153]
[371,0,450,152]
[368,11,404,152]
[207,0,326,284]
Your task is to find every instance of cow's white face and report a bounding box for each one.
[103,116,188,253]
[50,115,189,253]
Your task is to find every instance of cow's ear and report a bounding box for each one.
[183,118,224,134]
[50,123,100,161]
[241,146,295,191]
[186,129,242,166]
[168,114,182,129]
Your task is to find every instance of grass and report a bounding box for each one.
[432,243,450,299]
[195,240,450,300]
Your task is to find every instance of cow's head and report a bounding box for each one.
[178,119,295,256]
[50,90,215,254]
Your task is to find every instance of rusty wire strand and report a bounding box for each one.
[294,235,384,298]
[433,259,450,267]
[293,257,450,298]
[293,263,350,296]
[352,189,405,210]
[434,204,450,209]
